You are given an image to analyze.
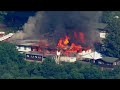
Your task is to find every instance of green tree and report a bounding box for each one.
[0,11,7,23]
[102,11,120,58]
[69,68,84,79]
[0,42,25,64]
[1,73,14,79]
[0,42,27,79]
[1,42,120,79]
[79,64,103,79]
[40,58,60,78]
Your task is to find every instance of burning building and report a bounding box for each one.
[7,11,107,63]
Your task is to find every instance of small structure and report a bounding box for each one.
[98,28,107,39]
[97,23,107,39]
[93,56,120,68]
[25,51,43,62]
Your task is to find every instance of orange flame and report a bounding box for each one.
[63,36,69,45]
[57,32,90,56]
[57,38,65,48]
[79,32,85,44]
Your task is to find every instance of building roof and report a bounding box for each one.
[0,33,14,41]
[101,56,119,63]
[11,39,39,45]
[81,51,102,60]
[96,23,107,29]
[26,51,43,56]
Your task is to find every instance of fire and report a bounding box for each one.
[30,31,91,56]
[57,32,91,56]
[70,43,82,51]
[74,31,85,43]
[57,38,65,48]
[79,32,85,44]
[63,36,69,45]
[74,32,78,39]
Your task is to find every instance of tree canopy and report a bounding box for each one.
[101,11,120,58]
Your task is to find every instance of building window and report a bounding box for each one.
[98,61,102,64]
[35,56,38,58]
[107,63,110,65]
[31,55,34,58]
[26,55,29,57]
[17,46,20,49]
[113,62,117,65]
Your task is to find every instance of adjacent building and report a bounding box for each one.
[92,56,120,68]
[25,51,44,62]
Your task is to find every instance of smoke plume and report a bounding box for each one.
[10,11,103,47]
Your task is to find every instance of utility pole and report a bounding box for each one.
[56,49,61,64]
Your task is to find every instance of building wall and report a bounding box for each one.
[77,50,102,60]
[26,54,43,61]
[59,56,76,62]
[0,34,4,37]
[0,32,5,37]
[100,32,106,38]
[16,46,32,52]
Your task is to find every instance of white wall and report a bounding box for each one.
[0,33,14,41]
[60,56,76,62]
[16,46,32,52]
[0,32,5,34]
[100,32,106,38]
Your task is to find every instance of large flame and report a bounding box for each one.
[31,31,91,56]
[57,38,65,48]
[63,36,69,45]
[57,32,90,56]
[79,32,85,44]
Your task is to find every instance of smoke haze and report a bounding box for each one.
[10,11,103,46]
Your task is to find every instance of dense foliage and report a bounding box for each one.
[101,11,120,58]
[0,42,120,79]
[0,11,8,23]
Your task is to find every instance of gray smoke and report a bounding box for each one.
[10,11,104,47]
[23,11,45,39]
